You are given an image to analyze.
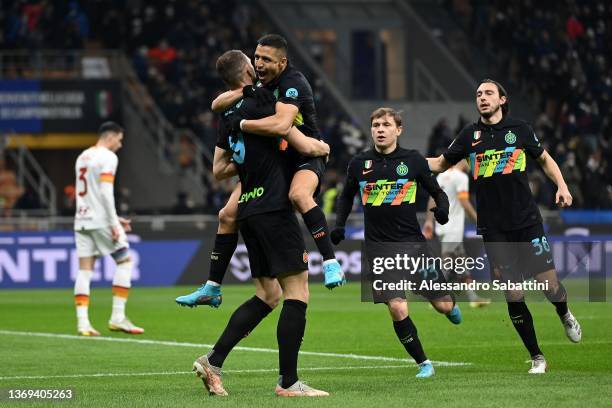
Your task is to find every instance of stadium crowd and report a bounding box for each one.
[1,0,609,214]
[445,0,612,208]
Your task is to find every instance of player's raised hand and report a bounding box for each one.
[430,207,449,225]
[119,217,132,232]
[556,185,573,208]
[422,219,434,240]
[330,227,345,245]
[315,140,330,157]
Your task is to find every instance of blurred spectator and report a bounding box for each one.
[443,0,612,209]
[0,157,24,217]
[426,118,454,157]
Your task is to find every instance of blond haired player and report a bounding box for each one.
[73,122,144,336]
[423,161,490,307]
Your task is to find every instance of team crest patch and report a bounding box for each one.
[285,88,299,99]
[303,251,309,263]
[396,162,408,176]
[473,130,481,140]
[365,160,372,169]
[505,131,517,144]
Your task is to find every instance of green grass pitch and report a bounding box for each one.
[1,283,611,407]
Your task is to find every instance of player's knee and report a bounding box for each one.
[387,300,408,320]
[288,188,312,211]
[218,206,236,227]
[505,290,524,302]
[433,300,453,314]
[544,282,566,303]
[262,286,282,309]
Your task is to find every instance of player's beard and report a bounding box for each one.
[480,103,500,119]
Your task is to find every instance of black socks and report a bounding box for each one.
[302,207,335,261]
[277,299,307,388]
[393,316,427,364]
[545,283,569,318]
[507,301,543,357]
[208,233,238,284]
[208,296,272,367]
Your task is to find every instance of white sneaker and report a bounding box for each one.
[528,355,547,374]
[275,381,329,397]
[561,311,582,343]
[77,325,100,337]
[108,318,144,334]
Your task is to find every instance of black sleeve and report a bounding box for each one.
[215,115,231,150]
[524,124,544,159]
[415,155,449,213]
[442,125,471,165]
[277,75,312,111]
[335,159,360,227]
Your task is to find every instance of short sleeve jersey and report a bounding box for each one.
[217,97,292,220]
[443,116,544,233]
[74,146,118,230]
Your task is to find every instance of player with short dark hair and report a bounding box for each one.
[175,48,329,308]
[331,107,462,379]
[427,79,582,374]
[209,33,346,291]
[73,121,144,336]
[189,49,329,397]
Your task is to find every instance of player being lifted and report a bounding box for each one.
[331,108,462,378]
[427,79,581,373]
[175,34,344,308]
[422,162,491,307]
[73,122,143,336]
[190,49,329,397]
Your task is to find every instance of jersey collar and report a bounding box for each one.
[373,145,402,158]
[265,62,293,90]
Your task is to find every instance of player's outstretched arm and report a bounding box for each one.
[285,127,329,157]
[212,147,238,180]
[419,169,450,225]
[211,89,243,113]
[536,150,573,207]
[331,163,359,245]
[240,102,296,137]
[426,155,452,173]
[422,197,435,239]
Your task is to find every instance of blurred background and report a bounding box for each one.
[0,0,610,287]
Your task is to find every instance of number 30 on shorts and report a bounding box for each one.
[531,236,550,256]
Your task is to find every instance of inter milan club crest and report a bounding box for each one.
[364,160,372,169]
[505,130,517,144]
[396,162,408,176]
[473,130,481,140]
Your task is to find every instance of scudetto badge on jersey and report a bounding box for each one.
[285,88,299,99]
[505,130,517,144]
[473,130,481,140]
[364,160,372,169]
[396,162,408,176]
